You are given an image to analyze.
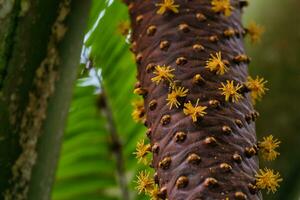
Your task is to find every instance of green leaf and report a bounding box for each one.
[52,84,119,200]
[52,1,146,199]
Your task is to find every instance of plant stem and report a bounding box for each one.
[95,72,130,200]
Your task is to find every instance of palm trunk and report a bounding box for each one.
[127,0,261,199]
[0,0,90,199]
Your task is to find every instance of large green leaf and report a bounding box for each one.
[87,0,148,196]
[52,0,147,199]
[52,84,119,200]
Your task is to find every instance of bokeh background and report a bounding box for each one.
[246,0,300,199]
[51,0,300,199]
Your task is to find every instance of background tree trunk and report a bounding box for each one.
[0,0,90,199]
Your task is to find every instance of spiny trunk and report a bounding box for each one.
[127,0,261,199]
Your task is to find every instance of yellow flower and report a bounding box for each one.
[255,168,283,194]
[148,184,160,200]
[205,52,229,75]
[135,171,154,194]
[211,0,233,17]
[219,80,243,102]
[131,99,146,123]
[259,135,281,161]
[247,22,264,44]
[117,21,130,36]
[246,76,268,104]
[183,99,207,122]
[134,139,151,165]
[167,86,189,109]
[151,65,175,84]
[156,0,179,15]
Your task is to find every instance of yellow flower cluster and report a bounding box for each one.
[166,86,189,109]
[135,171,161,200]
[135,171,154,194]
[131,99,146,123]
[134,139,151,165]
[183,99,207,122]
[255,168,283,194]
[151,65,175,84]
[259,135,280,161]
[246,76,268,104]
[156,0,179,15]
[247,22,265,44]
[211,0,233,17]
[205,52,229,75]
[219,80,243,102]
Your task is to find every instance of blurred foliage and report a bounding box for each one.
[52,85,118,200]
[52,0,147,199]
[52,0,299,199]
[245,0,300,199]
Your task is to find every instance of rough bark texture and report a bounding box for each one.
[0,0,62,193]
[0,0,90,199]
[127,0,261,199]
[27,1,91,199]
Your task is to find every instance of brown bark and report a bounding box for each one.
[127,0,261,199]
[0,0,90,199]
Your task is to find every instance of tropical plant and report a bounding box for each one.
[3,0,300,199]
[124,0,283,199]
